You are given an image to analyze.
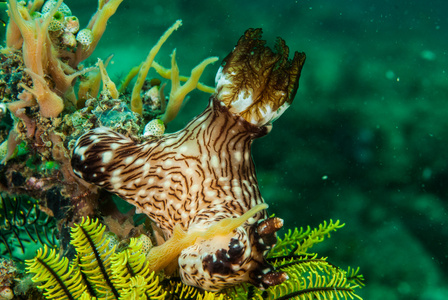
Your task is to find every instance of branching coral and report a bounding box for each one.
[129,20,218,119]
[7,0,67,117]
[5,0,124,117]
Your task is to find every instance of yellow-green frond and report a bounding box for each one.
[264,269,362,300]
[166,280,211,300]
[197,291,225,300]
[297,219,345,254]
[273,254,338,276]
[346,266,365,287]
[79,291,97,300]
[271,220,345,257]
[164,280,230,299]
[25,245,86,300]
[70,217,119,299]
[119,275,150,300]
[111,237,150,281]
[140,272,166,300]
[271,226,311,256]
[110,238,166,299]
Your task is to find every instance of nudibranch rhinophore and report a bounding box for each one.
[71,28,305,291]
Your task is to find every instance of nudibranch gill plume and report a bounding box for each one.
[71,28,305,291]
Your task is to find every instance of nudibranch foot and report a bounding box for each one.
[145,203,267,274]
[71,28,305,292]
[179,210,288,291]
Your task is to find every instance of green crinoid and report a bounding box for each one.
[26,218,364,300]
[0,194,58,261]
[26,217,166,300]
[225,220,364,300]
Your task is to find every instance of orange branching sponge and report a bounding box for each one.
[7,0,66,117]
[5,0,124,117]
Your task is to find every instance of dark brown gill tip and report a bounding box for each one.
[216,28,306,127]
[257,217,284,248]
[258,217,284,236]
[262,270,289,287]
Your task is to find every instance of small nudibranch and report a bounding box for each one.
[71,28,305,291]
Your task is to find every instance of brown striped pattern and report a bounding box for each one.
[71,96,274,291]
[72,96,269,239]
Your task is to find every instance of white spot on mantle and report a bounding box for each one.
[102,151,113,164]
[210,155,219,168]
[124,156,134,165]
[234,152,242,162]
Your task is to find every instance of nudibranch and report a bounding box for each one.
[71,29,305,291]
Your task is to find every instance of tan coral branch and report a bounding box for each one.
[20,69,64,118]
[98,57,119,99]
[160,54,218,124]
[131,20,182,115]
[74,0,124,64]
[152,61,216,94]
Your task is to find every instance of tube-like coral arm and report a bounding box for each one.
[21,69,65,118]
[78,69,101,109]
[98,57,119,99]
[131,20,182,115]
[28,0,44,13]
[5,2,23,50]
[152,61,216,94]
[6,0,32,40]
[47,46,95,100]
[76,0,124,63]
[8,0,62,74]
[146,203,268,273]
[160,54,218,124]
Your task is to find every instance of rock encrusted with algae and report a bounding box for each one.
[0,0,133,224]
[72,29,306,291]
[0,259,16,300]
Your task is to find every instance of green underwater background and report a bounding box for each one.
[1,0,447,299]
